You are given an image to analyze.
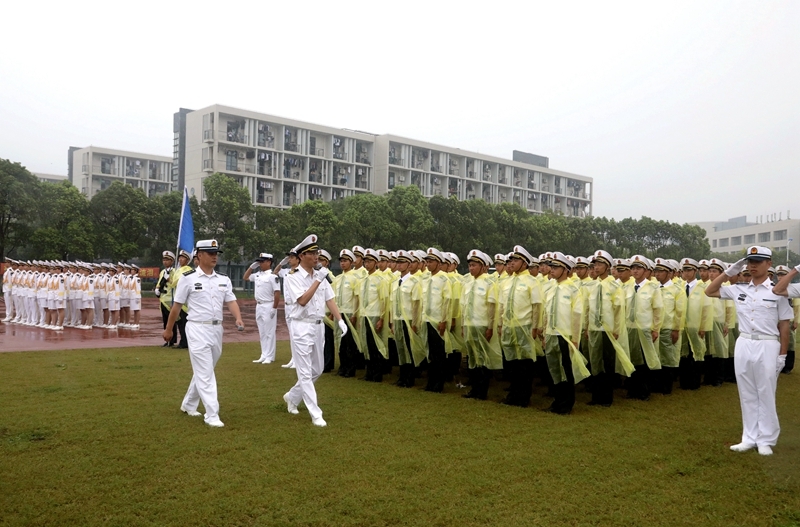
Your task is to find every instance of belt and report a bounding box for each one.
[189,320,223,325]
[739,332,779,341]
[293,317,322,324]
[256,301,274,306]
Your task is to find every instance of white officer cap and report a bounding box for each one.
[351,245,365,257]
[591,250,614,267]
[448,252,460,265]
[425,247,445,263]
[550,252,574,270]
[615,258,631,269]
[178,249,192,259]
[255,252,273,261]
[195,239,222,254]
[467,250,491,267]
[708,258,727,271]
[528,256,540,267]
[292,234,318,255]
[768,266,776,273]
[413,250,428,261]
[377,249,389,262]
[339,249,355,261]
[698,259,710,270]
[666,259,680,271]
[161,251,176,261]
[775,265,790,275]
[653,258,672,272]
[388,251,397,261]
[395,250,413,263]
[494,253,507,264]
[745,245,772,261]
[630,255,650,270]
[575,256,590,268]
[681,258,699,270]
[565,255,576,267]
[511,245,533,265]
[318,249,331,262]
[363,248,379,261]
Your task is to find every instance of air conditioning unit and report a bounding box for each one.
[500,192,507,199]
[398,176,405,182]
[432,177,439,185]
[238,153,245,159]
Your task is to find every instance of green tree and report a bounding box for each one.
[386,186,435,249]
[199,173,255,261]
[0,159,40,258]
[89,182,149,261]
[29,181,94,260]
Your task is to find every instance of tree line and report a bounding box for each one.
[6,159,782,269]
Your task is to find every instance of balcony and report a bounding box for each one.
[355,179,368,189]
[226,162,255,174]
[285,142,300,153]
[431,165,441,173]
[257,166,272,176]
[448,168,459,176]
[220,130,248,144]
[257,136,275,148]
[96,166,117,176]
[310,148,324,157]
[333,151,347,160]
[81,164,90,174]
[203,129,214,142]
[356,155,370,164]
[203,159,213,171]
[389,156,404,166]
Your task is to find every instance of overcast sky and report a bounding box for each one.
[2,1,798,224]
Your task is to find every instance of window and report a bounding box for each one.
[774,230,787,241]
[226,150,238,171]
[712,240,718,248]
[388,172,395,189]
[719,238,729,247]
[744,234,755,244]
[731,236,741,246]
[758,232,771,243]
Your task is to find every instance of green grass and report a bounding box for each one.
[1,342,799,527]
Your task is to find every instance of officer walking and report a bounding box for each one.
[163,239,243,428]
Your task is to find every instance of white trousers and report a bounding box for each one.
[255,304,277,362]
[734,338,780,447]
[2,291,12,319]
[94,298,103,325]
[181,322,223,422]
[286,321,325,420]
[72,299,82,325]
[27,296,37,323]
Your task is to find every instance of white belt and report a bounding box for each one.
[189,320,223,325]
[293,317,322,324]
[739,332,779,341]
[256,301,273,305]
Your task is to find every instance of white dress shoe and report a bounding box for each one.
[263,360,274,364]
[205,418,224,427]
[180,405,202,417]
[758,445,773,456]
[730,442,756,452]
[131,324,139,330]
[312,417,327,427]
[253,358,264,363]
[283,393,299,415]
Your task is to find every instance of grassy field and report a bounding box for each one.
[1,342,799,527]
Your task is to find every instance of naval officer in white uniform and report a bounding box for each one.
[244,252,280,364]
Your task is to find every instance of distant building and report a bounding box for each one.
[34,172,68,185]
[68,146,174,198]
[692,215,800,256]
[176,104,593,216]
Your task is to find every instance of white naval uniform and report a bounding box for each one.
[173,267,236,424]
[719,280,793,448]
[3,267,14,320]
[249,270,279,362]
[283,266,334,421]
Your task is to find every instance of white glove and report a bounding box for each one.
[777,354,786,374]
[313,268,328,283]
[270,311,276,319]
[154,288,161,297]
[794,263,800,274]
[338,319,348,336]
[163,270,171,281]
[725,258,746,277]
[249,262,260,271]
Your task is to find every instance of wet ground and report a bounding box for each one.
[0,299,290,352]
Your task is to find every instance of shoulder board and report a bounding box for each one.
[217,272,227,277]
[289,269,297,274]
[182,269,196,276]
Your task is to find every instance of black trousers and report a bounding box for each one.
[363,318,385,382]
[506,358,535,407]
[337,319,358,377]
[395,322,416,387]
[446,351,462,382]
[590,332,617,406]
[464,367,493,399]
[627,363,651,400]
[702,356,724,386]
[160,304,176,345]
[548,336,576,414]
[323,324,335,372]
[782,349,795,374]
[656,367,677,394]
[679,354,701,390]
[425,323,446,392]
[176,310,188,347]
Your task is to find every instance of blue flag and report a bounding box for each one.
[177,187,194,258]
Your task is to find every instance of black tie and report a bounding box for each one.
[686,284,690,297]
[634,284,640,293]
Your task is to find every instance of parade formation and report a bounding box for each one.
[2,259,142,331]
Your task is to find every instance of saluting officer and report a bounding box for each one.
[244,252,280,364]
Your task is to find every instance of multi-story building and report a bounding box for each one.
[68,146,174,198]
[178,104,593,216]
[693,215,800,258]
[34,172,68,185]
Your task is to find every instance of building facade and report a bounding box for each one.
[68,146,174,198]
[693,215,800,258]
[34,172,68,185]
[179,104,593,216]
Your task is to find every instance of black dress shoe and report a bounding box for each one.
[162,342,170,347]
